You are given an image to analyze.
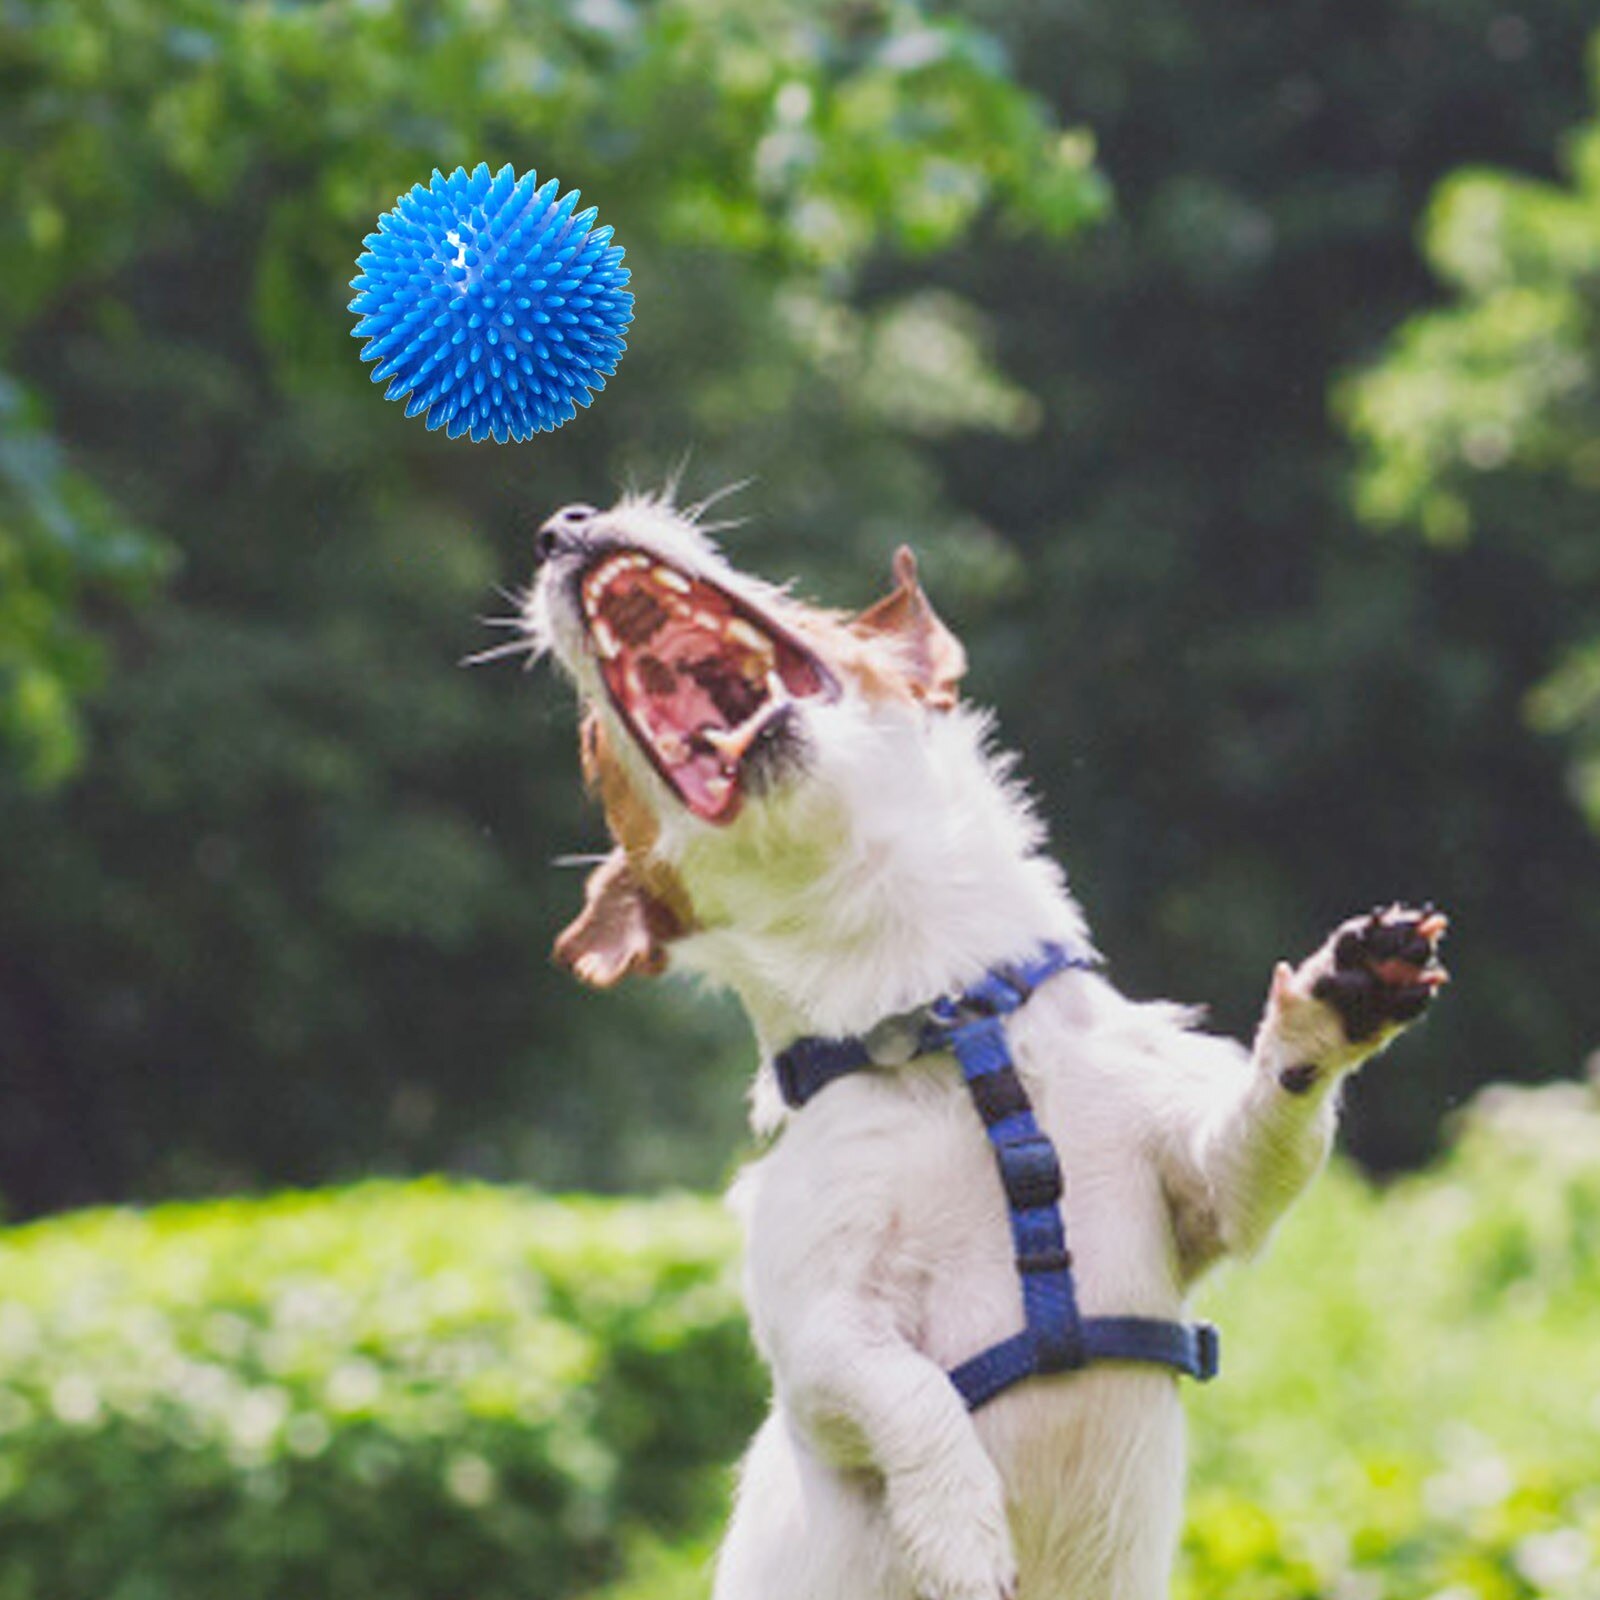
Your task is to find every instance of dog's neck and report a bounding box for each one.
[660,699,1090,1049]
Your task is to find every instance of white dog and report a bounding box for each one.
[521,493,1448,1600]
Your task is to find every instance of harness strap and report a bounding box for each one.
[949,1318,1221,1409]
[773,942,1220,1410]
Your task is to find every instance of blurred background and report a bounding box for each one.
[3,1,1599,1596]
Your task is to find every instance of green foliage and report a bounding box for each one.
[0,374,166,786]
[0,1182,758,1600]
[0,0,1098,790]
[1345,33,1600,832]
[7,1086,1598,1598]
[943,0,1600,1168]
[3,0,1599,1212]
[1183,1080,1600,1598]
[0,0,1099,1214]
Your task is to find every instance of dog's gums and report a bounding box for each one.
[580,549,834,823]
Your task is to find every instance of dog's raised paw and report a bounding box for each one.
[1265,903,1449,1084]
[1309,903,1449,1044]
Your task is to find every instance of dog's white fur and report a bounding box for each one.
[526,495,1434,1600]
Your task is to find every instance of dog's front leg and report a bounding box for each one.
[777,1294,1017,1600]
[1173,904,1447,1265]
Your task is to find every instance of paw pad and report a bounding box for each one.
[1313,903,1449,1043]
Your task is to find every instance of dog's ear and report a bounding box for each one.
[850,545,967,711]
[560,712,694,987]
[554,848,683,987]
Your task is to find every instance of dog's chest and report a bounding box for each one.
[734,999,1183,1380]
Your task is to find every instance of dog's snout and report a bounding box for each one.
[534,503,599,567]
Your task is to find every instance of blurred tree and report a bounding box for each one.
[1345,34,1600,833]
[927,0,1600,1165]
[0,0,1102,1215]
[0,378,166,786]
[5,0,1598,1211]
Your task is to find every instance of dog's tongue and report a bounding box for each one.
[671,745,735,817]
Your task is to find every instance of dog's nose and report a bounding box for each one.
[534,503,598,567]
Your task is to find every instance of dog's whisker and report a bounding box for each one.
[684,477,755,523]
[460,637,541,667]
[661,447,695,507]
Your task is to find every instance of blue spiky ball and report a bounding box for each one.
[349,163,633,443]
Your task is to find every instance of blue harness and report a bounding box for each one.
[773,943,1219,1410]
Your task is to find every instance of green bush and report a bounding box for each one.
[1182,1079,1600,1599]
[0,1183,760,1600]
[3,1084,1599,1599]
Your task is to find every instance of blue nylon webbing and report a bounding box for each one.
[772,942,1220,1409]
[940,1010,1085,1379]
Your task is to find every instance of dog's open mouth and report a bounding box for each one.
[580,550,835,823]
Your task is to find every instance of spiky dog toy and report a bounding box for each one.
[350,163,633,443]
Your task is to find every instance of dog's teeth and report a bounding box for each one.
[703,694,787,765]
[593,618,621,658]
[726,619,771,656]
[583,555,632,614]
[654,568,691,594]
[703,716,768,764]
